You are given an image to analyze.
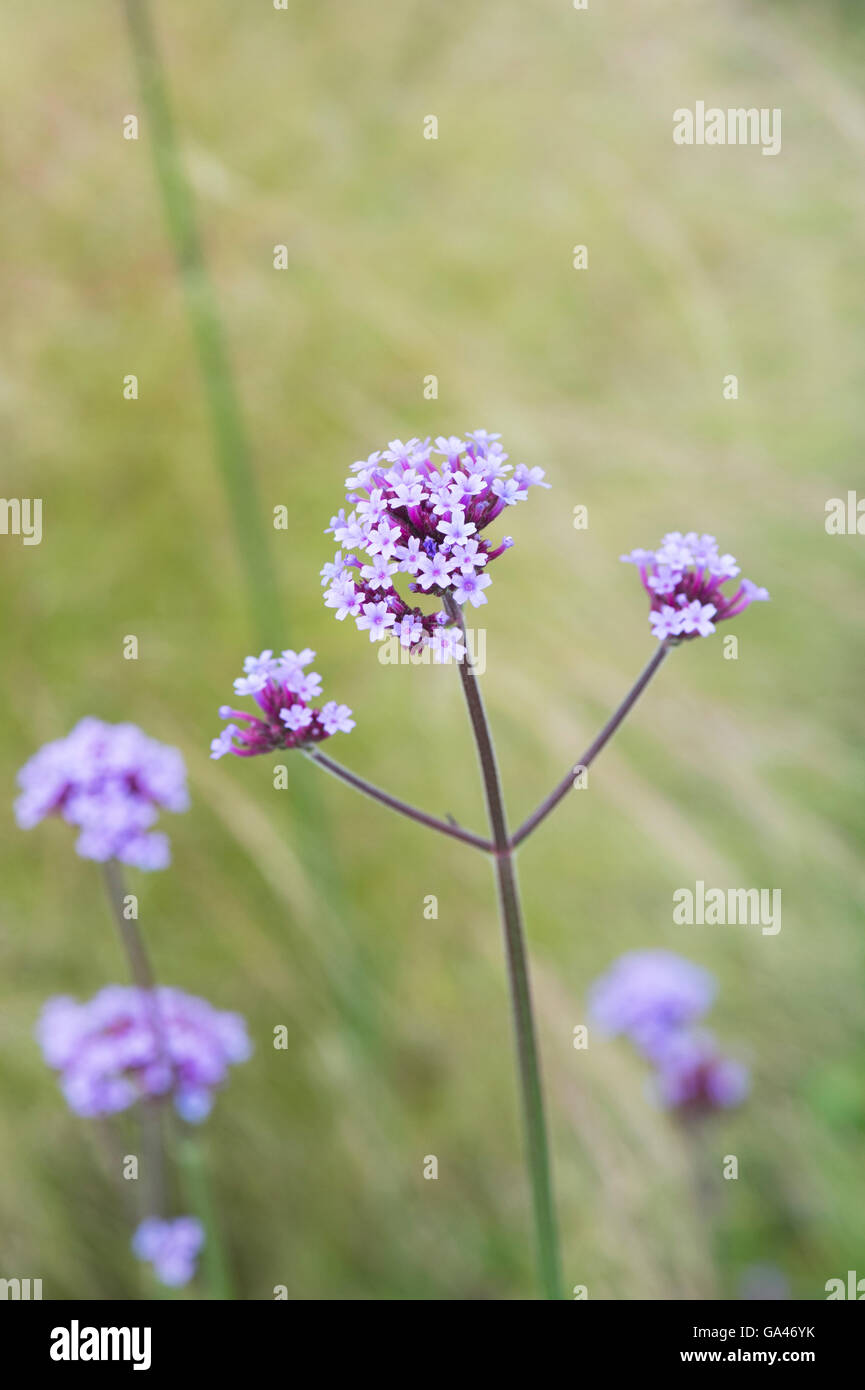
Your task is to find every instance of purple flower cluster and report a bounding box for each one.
[132,1216,204,1288]
[37,985,252,1122]
[621,532,769,642]
[14,719,188,871]
[323,432,549,655]
[210,647,354,760]
[589,950,749,1113]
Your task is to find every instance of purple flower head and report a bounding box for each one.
[652,1030,750,1113]
[324,432,549,656]
[621,532,769,642]
[14,719,188,870]
[210,648,355,760]
[37,985,252,1121]
[588,950,716,1059]
[132,1216,204,1288]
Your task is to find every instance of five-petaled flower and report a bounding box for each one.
[621,532,769,641]
[322,432,548,654]
[210,649,355,759]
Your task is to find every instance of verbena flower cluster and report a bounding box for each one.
[621,532,769,642]
[37,986,252,1123]
[14,719,188,871]
[132,1216,204,1288]
[322,432,549,656]
[589,950,749,1112]
[210,648,354,760]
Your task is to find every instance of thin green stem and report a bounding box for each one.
[178,1133,234,1300]
[444,598,562,1299]
[122,0,281,644]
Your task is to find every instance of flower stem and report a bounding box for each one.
[101,859,167,1218]
[444,599,562,1299]
[102,859,158,993]
[510,643,672,849]
[304,748,493,852]
[178,1133,234,1300]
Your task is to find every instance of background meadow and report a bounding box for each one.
[1,0,864,1299]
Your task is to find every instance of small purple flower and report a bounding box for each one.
[588,950,716,1058]
[211,648,354,759]
[14,719,188,870]
[324,431,548,657]
[652,1030,750,1112]
[132,1216,204,1288]
[37,985,252,1121]
[622,532,769,641]
[589,952,748,1116]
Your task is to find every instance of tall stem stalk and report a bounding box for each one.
[445,600,562,1299]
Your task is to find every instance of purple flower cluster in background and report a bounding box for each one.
[37,985,252,1122]
[589,950,749,1113]
[621,532,769,642]
[322,432,549,655]
[132,1216,204,1288]
[211,647,354,760]
[14,719,188,871]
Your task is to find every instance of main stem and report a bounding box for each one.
[445,603,562,1299]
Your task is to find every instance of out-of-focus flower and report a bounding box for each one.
[589,951,748,1115]
[14,719,188,870]
[652,1029,750,1111]
[588,950,716,1058]
[37,986,252,1122]
[621,532,769,641]
[323,432,548,654]
[132,1216,203,1288]
[210,648,354,759]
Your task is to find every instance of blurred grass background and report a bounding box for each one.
[2,0,864,1299]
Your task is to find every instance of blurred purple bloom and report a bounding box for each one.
[622,532,769,641]
[132,1216,203,1288]
[211,648,354,760]
[588,950,716,1058]
[324,432,548,655]
[652,1030,750,1112]
[15,719,188,870]
[37,985,252,1121]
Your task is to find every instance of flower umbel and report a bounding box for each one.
[589,951,748,1114]
[653,1029,750,1112]
[588,950,716,1059]
[323,432,549,654]
[210,648,355,759]
[132,1216,204,1288]
[621,532,769,641]
[14,719,188,870]
[37,985,252,1122]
